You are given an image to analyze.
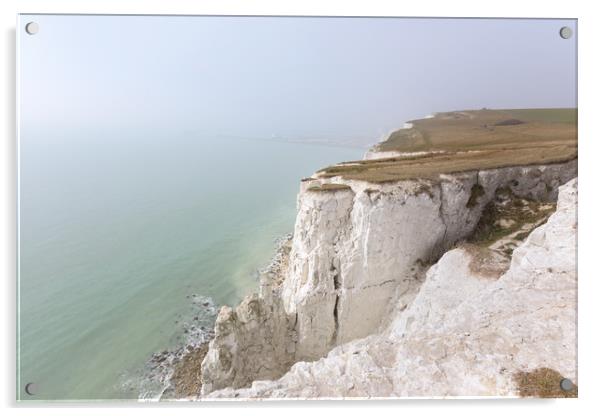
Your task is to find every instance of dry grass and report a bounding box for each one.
[307,183,352,192]
[316,109,577,183]
[459,243,509,279]
[377,108,576,153]
[318,146,576,183]
[514,368,577,398]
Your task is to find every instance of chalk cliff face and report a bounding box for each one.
[200,239,296,394]
[200,160,576,396]
[208,177,577,398]
[283,161,575,362]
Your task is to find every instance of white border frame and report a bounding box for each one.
[2,1,601,415]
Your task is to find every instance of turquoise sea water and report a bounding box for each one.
[18,127,360,400]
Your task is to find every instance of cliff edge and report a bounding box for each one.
[199,109,577,398]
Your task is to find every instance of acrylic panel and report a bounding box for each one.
[17,14,577,401]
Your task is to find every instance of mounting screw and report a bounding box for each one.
[24,382,38,396]
[559,378,575,391]
[559,26,573,39]
[25,22,39,35]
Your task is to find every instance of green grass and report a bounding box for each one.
[502,108,577,124]
[468,188,556,247]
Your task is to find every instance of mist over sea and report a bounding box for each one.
[18,127,360,400]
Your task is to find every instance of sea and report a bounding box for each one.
[17,126,361,400]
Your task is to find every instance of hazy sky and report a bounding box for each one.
[19,15,576,144]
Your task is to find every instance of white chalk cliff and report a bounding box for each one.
[200,159,577,397]
[207,177,577,398]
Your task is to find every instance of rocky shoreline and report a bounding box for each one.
[134,234,294,400]
[131,294,217,401]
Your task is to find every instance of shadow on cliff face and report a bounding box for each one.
[467,186,557,257]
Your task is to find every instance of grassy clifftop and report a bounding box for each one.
[317,108,577,183]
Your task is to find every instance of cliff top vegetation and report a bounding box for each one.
[316,108,577,183]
